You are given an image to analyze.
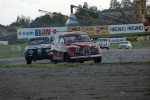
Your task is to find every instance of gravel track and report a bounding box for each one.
[0,64,150,100]
[0,48,150,100]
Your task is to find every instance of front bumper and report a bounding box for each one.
[119,45,128,49]
[70,54,102,59]
[25,54,50,60]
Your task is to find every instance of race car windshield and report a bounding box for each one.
[28,37,49,45]
[64,35,90,43]
[122,42,128,44]
[97,39,107,42]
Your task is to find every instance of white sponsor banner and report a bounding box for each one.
[17,28,35,39]
[110,38,126,43]
[47,27,67,37]
[12,46,21,51]
[148,35,150,40]
[110,23,144,34]
[17,27,67,39]
[0,41,8,45]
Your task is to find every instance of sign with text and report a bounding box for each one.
[67,25,109,35]
[17,27,67,39]
[110,24,144,34]
[110,38,126,43]
[12,46,21,51]
[126,36,148,41]
[0,41,8,45]
[143,22,150,32]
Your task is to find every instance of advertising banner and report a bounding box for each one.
[99,25,110,34]
[110,23,144,34]
[81,26,95,35]
[137,36,148,41]
[126,36,148,41]
[143,22,150,32]
[17,28,35,39]
[67,25,110,35]
[17,27,67,39]
[12,46,21,51]
[110,38,126,43]
[0,41,8,45]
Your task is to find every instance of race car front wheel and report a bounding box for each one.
[94,56,102,63]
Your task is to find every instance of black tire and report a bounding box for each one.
[26,59,32,64]
[50,55,57,64]
[64,54,72,63]
[94,56,102,63]
[106,47,109,50]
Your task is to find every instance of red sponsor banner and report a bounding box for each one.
[143,22,150,32]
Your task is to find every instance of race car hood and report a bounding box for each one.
[70,42,98,48]
[26,44,51,50]
[119,44,128,46]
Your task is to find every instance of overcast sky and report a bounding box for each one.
[0,0,148,26]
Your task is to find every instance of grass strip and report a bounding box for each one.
[0,51,24,58]
[0,61,150,68]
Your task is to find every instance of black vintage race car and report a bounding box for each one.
[24,36,51,64]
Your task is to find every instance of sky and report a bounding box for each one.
[0,0,142,26]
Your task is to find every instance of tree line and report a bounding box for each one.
[1,0,150,28]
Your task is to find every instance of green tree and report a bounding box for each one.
[120,0,132,8]
[88,6,99,18]
[75,2,99,20]
[40,13,67,26]
[10,15,32,27]
[110,0,121,9]
[0,24,6,28]
[83,2,89,9]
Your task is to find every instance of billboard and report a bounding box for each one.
[143,22,150,32]
[109,38,126,43]
[110,23,144,34]
[67,25,110,35]
[0,41,8,45]
[17,27,67,39]
[126,36,148,41]
[17,28,35,39]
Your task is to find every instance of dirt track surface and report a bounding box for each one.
[0,49,150,65]
[0,64,150,100]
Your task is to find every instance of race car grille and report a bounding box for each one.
[33,48,49,55]
[83,47,90,56]
[120,45,127,48]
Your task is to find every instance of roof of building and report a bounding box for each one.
[26,17,49,28]
[101,7,133,13]
[49,23,60,27]
[0,27,11,38]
